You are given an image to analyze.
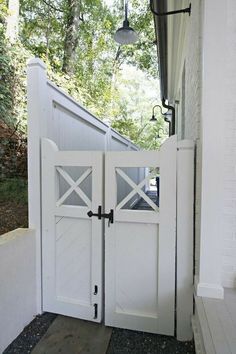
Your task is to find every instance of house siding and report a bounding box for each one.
[222,0,236,288]
[180,0,203,276]
[183,0,236,288]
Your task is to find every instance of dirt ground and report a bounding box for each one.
[0,201,28,235]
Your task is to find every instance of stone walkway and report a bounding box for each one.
[31,316,112,354]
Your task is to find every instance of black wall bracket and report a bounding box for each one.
[150,0,191,16]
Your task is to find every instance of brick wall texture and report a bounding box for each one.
[221,0,236,288]
[182,0,236,287]
[182,0,202,277]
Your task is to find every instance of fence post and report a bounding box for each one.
[176,139,194,340]
[105,126,111,151]
[27,58,48,314]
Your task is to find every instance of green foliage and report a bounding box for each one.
[0,8,30,133]
[0,35,14,127]
[118,0,158,78]
[112,117,167,150]
[0,178,28,204]
[0,0,163,150]
[110,65,167,149]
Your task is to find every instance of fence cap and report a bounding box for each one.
[177,140,195,150]
[27,57,46,70]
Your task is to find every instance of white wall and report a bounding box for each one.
[177,0,236,292]
[182,0,203,278]
[221,0,236,288]
[168,0,236,294]
[171,0,203,277]
[0,229,36,353]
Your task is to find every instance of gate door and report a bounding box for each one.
[105,136,177,335]
[42,139,103,322]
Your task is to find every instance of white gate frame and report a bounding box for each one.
[176,140,194,340]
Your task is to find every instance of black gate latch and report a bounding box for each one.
[87,205,114,224]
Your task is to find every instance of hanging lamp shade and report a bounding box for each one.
[114,1,138,45]
[150,114,157,122]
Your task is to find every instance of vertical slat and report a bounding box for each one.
[42,139,58,311]
[176,140,194,340]
[158,135,177,334]
[91,152,103,321]
[27,58,49,314]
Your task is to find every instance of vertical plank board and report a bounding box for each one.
[158,135,177,335]
[176,140,194,340]
[27,58,49,314]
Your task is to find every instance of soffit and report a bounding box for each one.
[153,0,189,103]
[166,0,189,102]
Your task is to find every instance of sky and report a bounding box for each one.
[103,0,115,7]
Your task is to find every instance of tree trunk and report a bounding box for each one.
[62,0,81,74]
[6,0,19,43]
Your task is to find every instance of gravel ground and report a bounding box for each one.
[3,313,56,354]
[107,328,195,354]
[3,314,195,354]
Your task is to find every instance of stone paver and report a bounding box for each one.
[31,315,112,354]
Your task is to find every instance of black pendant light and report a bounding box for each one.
[114,0,138,45]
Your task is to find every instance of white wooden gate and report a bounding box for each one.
[41,136,177,334]
[42,139,103,322]
[105,136,176,335]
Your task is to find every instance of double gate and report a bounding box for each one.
[41,136,177,335]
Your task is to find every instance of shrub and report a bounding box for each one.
[0,177,28,204]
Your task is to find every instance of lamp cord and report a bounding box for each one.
[124,0,128,22]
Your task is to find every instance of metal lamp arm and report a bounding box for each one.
[150,0,191,16]
[152,104,165,116]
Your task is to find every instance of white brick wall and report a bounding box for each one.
[180,0,203,276]
[222,0,236,287]
[181,0,236,288]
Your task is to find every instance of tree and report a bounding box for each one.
[110,65,167,150]
[62,0,81,73]
[6,0,20,42]
[1,0,163,147]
